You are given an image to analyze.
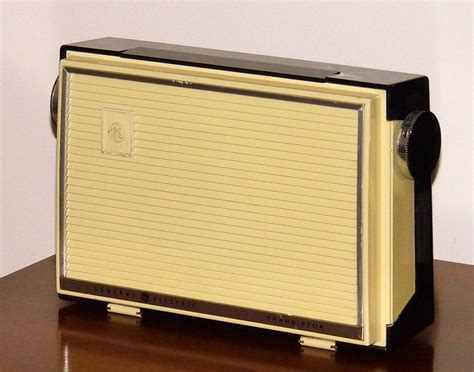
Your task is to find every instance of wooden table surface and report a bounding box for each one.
[0,256,472,371]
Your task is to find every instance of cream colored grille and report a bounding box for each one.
[63,72,360,325]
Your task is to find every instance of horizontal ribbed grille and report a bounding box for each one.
[63,72,360,325]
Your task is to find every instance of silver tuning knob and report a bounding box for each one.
[50,76,59,137]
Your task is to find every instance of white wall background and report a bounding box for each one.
[1,1,472,277]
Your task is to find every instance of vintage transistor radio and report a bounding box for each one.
[52,37,441,351]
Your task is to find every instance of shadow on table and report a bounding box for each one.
[57,302,433,371]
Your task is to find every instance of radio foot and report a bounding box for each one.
[299,336,337,351]
[107,303,142,318]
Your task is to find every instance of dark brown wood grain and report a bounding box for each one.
[0,257,472,371]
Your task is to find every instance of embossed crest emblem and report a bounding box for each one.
[102,109,134,156]
[108,122,126,143]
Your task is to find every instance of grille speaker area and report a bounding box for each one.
[62,72,361,326]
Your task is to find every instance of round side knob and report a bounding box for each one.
[397,111,441,180]
[50,76,59,137]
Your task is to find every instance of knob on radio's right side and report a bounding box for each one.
[397,111,441,180]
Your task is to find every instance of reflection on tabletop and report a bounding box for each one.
[57,302,434,371]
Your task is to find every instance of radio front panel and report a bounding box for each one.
[56,53,379,342]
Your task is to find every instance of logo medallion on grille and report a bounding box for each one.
[102,109,134,156]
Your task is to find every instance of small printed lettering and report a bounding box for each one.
[266,314,323,330]
[92,284,197,310]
